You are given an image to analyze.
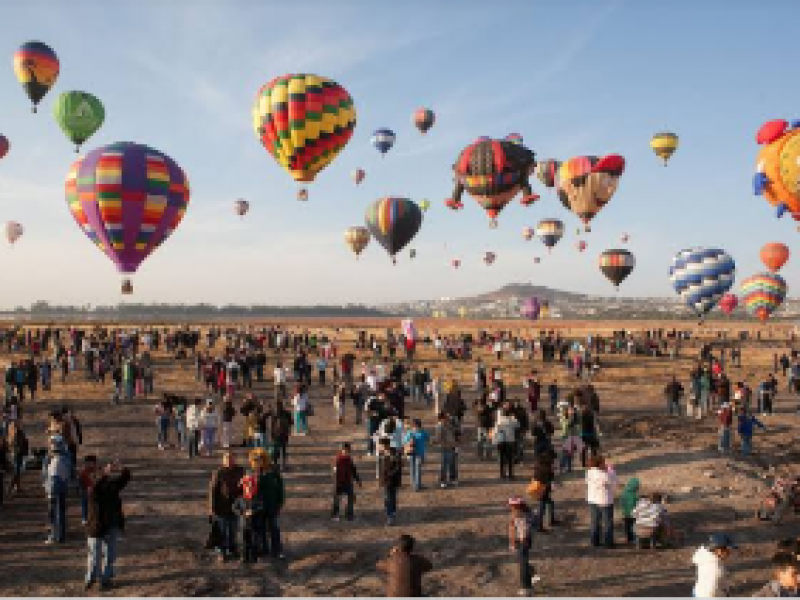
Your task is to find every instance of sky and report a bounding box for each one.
[0,0,798,308]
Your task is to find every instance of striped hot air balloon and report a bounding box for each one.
[599,249,635,289]
[535,159,560,188]
[234,199,249,218]
[364,197,422,264]
[413,108,435,134]
[760,242,789,272]
[371,128,395,156]
[252,74,356,184]
[65,142,190,293]
[522,226,534,241]
[557,155,625,231]
[344,226,370,258]
[535,219,564,252]
[669,248,735,318]
[650,132,679,165]
[741,272,787,322]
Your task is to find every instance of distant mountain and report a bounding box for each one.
[467,283,588,305]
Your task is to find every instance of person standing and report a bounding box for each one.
[85,460,131,591]
[664,376,684,416]
[402,419,429,491]
[717,401,733,453]
[208,452,244,560]
[256,452,285,559]
[379,438,402,526]
[291,385,309,436]
[586,456,617,548]
[435,413,459,488]
[331,442,362,521]
[737,406,765,456]
[221,396,236,450]
[5,422,28,497]
[493,406,519,480]
[692,534,736,598]
[201,400,219,458]
[508,497,538,596]
[186,398,202,459]
[43,434,70,544]
[270,401,292,471]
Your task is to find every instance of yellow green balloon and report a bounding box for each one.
[53,91,105,152]
[650,132,678,165]
[420,199,431,212]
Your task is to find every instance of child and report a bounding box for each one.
[78,455,97,526]
[754,552,799,597]
[692,533,736,597]
[508,497,540,596]
[619,478,640,544]
[234,470,260,564]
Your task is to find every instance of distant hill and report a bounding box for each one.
[467,283,588,305]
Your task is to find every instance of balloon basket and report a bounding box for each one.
[121,279,133,295]
[32,106,37,114]
[489,219,498,229]
[392,257,397,265]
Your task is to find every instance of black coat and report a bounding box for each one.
[86,468,131,538]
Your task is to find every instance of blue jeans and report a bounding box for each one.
[439,449,457,484]
[741,434,752,455]
[559,446,573,473]
[253,433,267,449]
[589,503,614,547]
[214,515,237,554]
[125,381,134,400]
[719,427,731,453]
[410,455,424,490]
[81,488,89,523]
[517,544,533,590]
[332,483,355,518]
[384,486,398,520]
[48,478,67,542]
[295,410,308,434]
[175,419,186,449]
[86,528,119,584]
[157,417,169,445]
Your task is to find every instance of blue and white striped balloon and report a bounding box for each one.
[669,248,736,317]
[371,128,396,156]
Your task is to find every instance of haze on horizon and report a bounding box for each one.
[0,0,797,310]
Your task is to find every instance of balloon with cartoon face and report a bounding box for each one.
[753,119,800,221]
[557,155,625,231]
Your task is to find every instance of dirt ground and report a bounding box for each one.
[0,319,798,597]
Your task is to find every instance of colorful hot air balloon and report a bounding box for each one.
[577,240,587,252]
[669,248,736,318]
[371,128,395,156]
[0,135,9,160]
[352,168,365,185]
[741,272,787,322]
[53,91,105,152]
[13,41,59,112]
[5,221,23,246]
[534,257,541,264]
[65,142,190,293]
[483,251,496,266]
[719,293,738,315]
[451,258,461,269]
[252,74,356,185]
[760,242,789,272]
[449,137,537,227]
[234,199,249,217]
[413,108,435,134]
[344,226,370,258]
[620,233,630,243]
[535,159,560,189]
[522,226,534,241]
[557,155,625,231]
[364,197,422,264]
[535,219,564,252]
[297,188,308,201]
[650,132,678,165]
[445,198,463,211]
[419,199,431,212]
[506,133,523,145]
[409,248,417,259]
[599,249,635,289]
[541,300,550,319]
[753,119,800,221]
[520,297,541,320]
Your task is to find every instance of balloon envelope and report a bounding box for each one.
[0,135,9,160]
[520,297,541,320]
[741,272,787,322]
[760,242,789,272]
[53,91,105,150]
[5,221,23,245]
[719,293,738,315]
[371,128,395,155]
[413,108,435,134]
[344,226,370,257]
[535,219,564,249]
[650,132,678,165]
[669,248,735,317]
[252,74,356,182]
[352,168,365,185]
[557,155,625,230]
[13,41,59,111]
[599,249,635,287]
[234,199,249,216]
[364,197,422,260]
[65,141,190,274]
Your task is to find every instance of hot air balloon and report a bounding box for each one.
[520,297,541,320]
[252,74,356,191]
[620,233,630,243]
[410,248,417,259]
[419,199,431,212]
[522,226,534,241]
[650,132,678,165]
[448,137,537,227]
[557,155,625,231]
[5,221,23,246]
[483,251,496,266]
[753,119,800,221]
[741,273,787,322]
[371,128,395,156]
[535,219,564,252]
[352,168,365,185]
[534,257,541,264]
[577,240,587,252]
[0,135,9,160]
[599,249,635,289]
[413,109,435,134]
[297,188,308,201]
[535,159,560,189]
[445,198,463,211]
[451,259,461,269]
[234,199,249,218]
[719,293,738,315]
[65,142,190,293]
[506,133,523,145]
[669,248,736,319]
[365,197,422,264]
[53,91,105,152]
[760,242,789,273]
[344,226,370,258]
[541,300,550,319]
[13,41,59,113]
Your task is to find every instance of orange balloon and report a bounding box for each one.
[760,242,789,272]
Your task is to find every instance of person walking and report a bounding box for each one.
[43,434,70,544]
[85,460,131,591]
[692,534,736,598]
[379,438,402,526]
[292,385,309,436]
[493,406,520,480]
[221,396,236,450]
[331,442,362,521]
[201,400,219,457]
[402,419,429,491]
[255,452,285,559]
[737,406,765,456]
[186,398,202,459]
[435,412,459,488]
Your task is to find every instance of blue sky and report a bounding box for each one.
[0,0,797,308]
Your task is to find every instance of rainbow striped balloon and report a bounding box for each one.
[741,272,787,322]
[364,197,422,262]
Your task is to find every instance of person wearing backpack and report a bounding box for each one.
[508,497,539,596]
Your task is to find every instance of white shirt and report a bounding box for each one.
[292,393,308,412]
[586,467,617,507]
[693,547,726,597]
[186,405,201,430]
[274,367,286,384]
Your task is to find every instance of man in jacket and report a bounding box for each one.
[85,460,131,591]
[379,438,402,526]
[332,442,361,520]
[435,413,459,489]
[377,534,432,597]
[208,452,245,559]
[256,456,285,559]
[664,376,684,416]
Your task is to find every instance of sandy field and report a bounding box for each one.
[0,319,798,597]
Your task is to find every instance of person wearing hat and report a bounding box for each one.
[507,497,540,596]
[693,533,737,597]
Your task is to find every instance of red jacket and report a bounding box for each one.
[718,405,733,427]
[334,454,360,489]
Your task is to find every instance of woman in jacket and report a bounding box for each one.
[586,455,617,548]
